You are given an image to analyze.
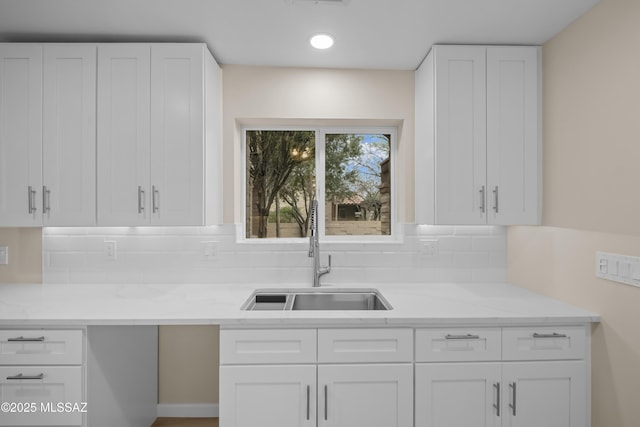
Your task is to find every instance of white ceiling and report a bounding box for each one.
[0,0,599,70]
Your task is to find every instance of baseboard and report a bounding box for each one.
[156,403,219,418]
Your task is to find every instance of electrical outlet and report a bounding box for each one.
[419,239,438,258]
[596,251,640,288]
[104,241,117,261]
[201,241,219,260]
[0,246,8,265]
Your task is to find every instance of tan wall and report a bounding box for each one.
[221,65,415,225]
[508,0,640,426]
[0,228,42,284]
[159,325,220,404]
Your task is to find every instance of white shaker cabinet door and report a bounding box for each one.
[501,361,586,427]
[415,363,502,427]
[150,44,205,225]
[43,44,96,226]
[0,44,43,226]
[318,364,413,427]
[433,45,487,225]
[219,365,316,427]
[486,47,540,225]
[97,44,151,226]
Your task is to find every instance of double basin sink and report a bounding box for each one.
[242,288,392,311]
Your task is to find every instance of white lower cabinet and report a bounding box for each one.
[416,363,502,427]
[220,365,316,427]
[0,366,83,426]
[0,329,85,426]
[220,325,590,427]
[219,328,413,427]
[501,361,585,427]
[415,326,588,427]
[318,364,413,427]
[415,362,585,427]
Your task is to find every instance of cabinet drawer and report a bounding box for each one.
[220,329,317,365]
[415,328,501,362]
[0,366,83,426]
[0,330,83,365]
[318,328,413,363]
[502,326,586,361]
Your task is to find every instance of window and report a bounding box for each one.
[244,127,395,240]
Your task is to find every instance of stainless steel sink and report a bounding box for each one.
[242,289,392,311]
[291,292,389,310]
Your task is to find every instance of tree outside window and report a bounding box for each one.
[245,129,391,239]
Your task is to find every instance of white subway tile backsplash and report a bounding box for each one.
[43,224,507,285]
[472,236,507,252]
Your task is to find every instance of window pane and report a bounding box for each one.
[325,133,391,236]
[246,130,315,238]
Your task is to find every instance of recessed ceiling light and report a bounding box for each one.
[310,33,334,50]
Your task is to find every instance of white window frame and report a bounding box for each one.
[241,126,399,244]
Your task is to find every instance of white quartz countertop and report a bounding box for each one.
[0,282,599,327]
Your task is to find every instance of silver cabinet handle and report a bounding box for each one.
[479,185,486,213]
[493,383,500,416]
[509,382,516,416]
[7,336,45,342]
[152,185,159,213]
[306,385,310,421]
[492,186,499,213]
[138,186,145,214]
[445,334,480,340]
[27,186,37,214]
[43,185,51,214]
[324,385,328,420]
[533,332,567,339]
[7,373,44,380]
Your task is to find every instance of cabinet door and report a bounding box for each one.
[0,44,42,226]
[150,44,205,225]
[415,363,501,427]
[433,45,487,225]
[219,365,316,427]
[97,44,151,225]
[318,364,413,427]
[43,44,96,226]
[486,47,540,225]
[0,366,83,426]
[502,361,586,427]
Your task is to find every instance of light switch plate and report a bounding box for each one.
[103,241,117,261]
[0,246,8,265]
[596,251,640,288]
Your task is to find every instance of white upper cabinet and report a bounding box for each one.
[415,45,540,225]
[43,44,97,226]
[98,43,222,226]
[486,47,540,225]
[0,43,96,227]
[97,44,151,226]
[0,45,43,227]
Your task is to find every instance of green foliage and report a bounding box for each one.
[268,206,294,223]
[247,130,315,238]
[325,134,363,202]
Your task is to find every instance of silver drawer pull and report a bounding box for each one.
[493,382,500,416]
[445,334,481,340]
[7,336,45,342]
[532,333,567,339]
[7,373,44,380]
